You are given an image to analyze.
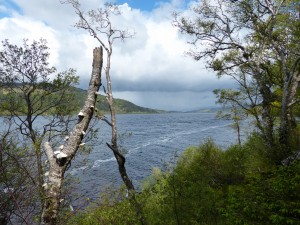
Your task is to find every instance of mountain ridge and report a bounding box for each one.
[0,85,164,115]
[73,86,164,114]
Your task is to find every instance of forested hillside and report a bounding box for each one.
[73,87,161,114]
[0,86,162,115]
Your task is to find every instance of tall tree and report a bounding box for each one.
[0,39,80,223]
[173,0,300,159]
[0,39,104,224]
[62,1,145,224]
[270,0,300,151]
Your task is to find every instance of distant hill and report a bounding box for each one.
[185,107,220,113]
[0,85,163,115]
[96,95,162,114]
[73,87,163,114]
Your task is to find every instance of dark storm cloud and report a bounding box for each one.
[98,76,235,92]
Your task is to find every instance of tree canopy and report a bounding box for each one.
[173,0,300,161]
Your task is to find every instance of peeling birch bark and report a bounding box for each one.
[41,47,103,225]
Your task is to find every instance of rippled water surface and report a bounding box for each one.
[67,113,249,203]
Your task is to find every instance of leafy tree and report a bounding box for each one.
[0,39,80,224]
[173,0,300,160]
[0,39,104,225]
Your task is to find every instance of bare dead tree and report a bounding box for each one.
[41,47,103,225]
[61,1,146,224]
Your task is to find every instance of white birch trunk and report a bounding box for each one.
[41,47,103,225]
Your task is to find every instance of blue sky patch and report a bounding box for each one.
[0,0,22,18]
[115,0,171,11]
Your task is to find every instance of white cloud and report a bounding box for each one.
[0,0,234,110]
[11,0,99,30]
[0,15,60,66]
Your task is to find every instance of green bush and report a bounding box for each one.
[65,138,300,225]
[223,161,300,224]
[140,140,227,224]
[65,186,139,225]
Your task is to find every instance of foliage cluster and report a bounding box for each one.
[174,0,300,160]
[0,134,39,224]
[62,186,139,225]
[65,137,300,225]
[0,39,82,224]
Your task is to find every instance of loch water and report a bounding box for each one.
[67,112,251,205]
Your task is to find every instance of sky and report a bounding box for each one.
[0,0,234,111]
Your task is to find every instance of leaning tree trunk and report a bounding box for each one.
[41,47,103,225]
[104,52,135,192]
[104,51,146,225]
